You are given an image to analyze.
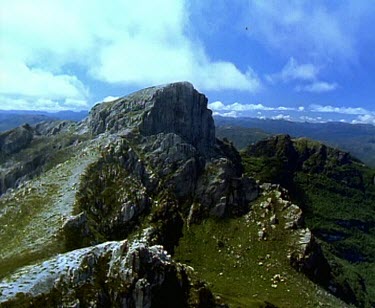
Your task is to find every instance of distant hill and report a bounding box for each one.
[216,125,270,149]
[0,110,88,132]
[214,116,375,167]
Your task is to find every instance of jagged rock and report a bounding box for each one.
[88,82,215,156]
[34,120,76,136]
[269,214,278,225]
[0,239,194,307]
[290,228,331,284]
[258,230,266,240]
[284,204,303,229]
[0,120,83,195]
[0,124,34,155]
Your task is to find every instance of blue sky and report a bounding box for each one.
[1,0,375,124]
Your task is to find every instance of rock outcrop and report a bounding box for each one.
[0,124,34,155]
[87,82,215,156]
[0,120,82,195]
[0,237,210,307]
[254,184,333,287]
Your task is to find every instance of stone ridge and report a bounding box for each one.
[87,82,216,155]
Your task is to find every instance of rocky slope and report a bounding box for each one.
[0,82,358,307]
[0,120,87,195]
[242,135,375,307]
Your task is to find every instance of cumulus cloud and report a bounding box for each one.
[295,82,338,93]
[245,1,364,62]
[299,115,324,123]
[352,114,375,125]
[266,57,337,93]
[0,59,88,100]
[272,114,292,121]
[208,101,295,112]
[212,111,238,118]
[266,58,319,83]
[310,104,370,115]
[0,0,261,110]
[0,96,88,112]
[209,100,375,125]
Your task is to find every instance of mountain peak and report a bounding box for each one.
[87,81,215,155]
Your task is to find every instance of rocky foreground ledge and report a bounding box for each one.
[0,233,215,307]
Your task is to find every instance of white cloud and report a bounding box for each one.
[102,96,119,103]
[245,1,361,62]
[208,101,226,110]
[103,2,263,92]
[266,57,337,93]
[214,111,238,118]
[352,114,375,125]
[272,114,292,121]
[0,59,88,100]
[295,82,338,93]
[299,115,324,123]
[208,101,295,112]
[0,0,261,111]
[310,104,370,115]
[267,57,319,83]
[0,96,88,111]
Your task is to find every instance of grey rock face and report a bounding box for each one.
[0,124,34,155]
[0,239,192,307]
[0,120,82,195]
[87,82,215,156]
[34,120,76,136]
[139,82,215,155]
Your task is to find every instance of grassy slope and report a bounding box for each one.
[175,191,348,308]
[0,139,101,279]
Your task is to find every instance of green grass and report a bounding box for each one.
[174,193,347,308]
[0,139,101,279]
[0,179,62,279]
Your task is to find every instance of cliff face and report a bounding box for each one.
[87,82,215,156]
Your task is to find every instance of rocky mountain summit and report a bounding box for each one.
[0,82,365,307]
